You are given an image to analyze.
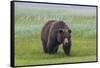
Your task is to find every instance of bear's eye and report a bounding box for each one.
[59,30,63,33]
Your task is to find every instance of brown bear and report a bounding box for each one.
[41,20,71,56]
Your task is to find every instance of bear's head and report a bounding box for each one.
[57,28,71,45]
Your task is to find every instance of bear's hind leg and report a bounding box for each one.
[42,41,48,53]
[47,45,58,54]
[53,46,59,54]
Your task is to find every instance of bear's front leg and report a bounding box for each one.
[63,42,71,56]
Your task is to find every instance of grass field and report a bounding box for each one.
[15,3,97,66]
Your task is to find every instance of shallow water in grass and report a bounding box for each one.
[15,23,96,39]
[15,23,96,35]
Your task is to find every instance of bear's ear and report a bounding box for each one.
[68,29,71,33]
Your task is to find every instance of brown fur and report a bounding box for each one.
[41,20,71,55]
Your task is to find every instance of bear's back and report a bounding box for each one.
[41,20,56,42]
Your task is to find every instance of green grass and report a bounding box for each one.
[15,6,97,66]
[16,56,96,66]
[15,38,96,66]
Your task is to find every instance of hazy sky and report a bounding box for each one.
[15,2,96,15]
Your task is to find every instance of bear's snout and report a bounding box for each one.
[64,38,69,45]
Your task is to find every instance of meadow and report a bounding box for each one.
[15,6,97,66]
